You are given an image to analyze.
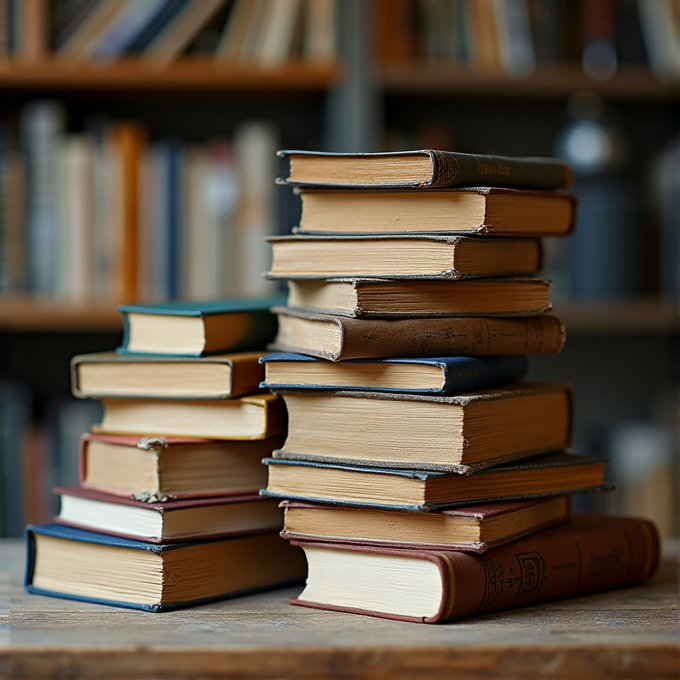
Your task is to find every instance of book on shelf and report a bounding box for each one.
[78,433,281,500]
[117,296,285,356]
[95,392,286,440]
[25,523,306,612]
[71,350,265,400]
[283,277,553,317]
[270,308,566,360]
[293,187,576,236]
[54,485,283,543]
[279,496,570,553]
[277,150,573,190]
[270,382,573,472]
[260,353,527,395]
[263,452,610,511]
[289,514,659,623]
[267,235,542,280]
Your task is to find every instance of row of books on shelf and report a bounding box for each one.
[378,0,680,81]
[0,0,336,67]
[0,101,279,304]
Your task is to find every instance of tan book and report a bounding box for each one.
[267,235,542,280]
[270,308,566,360]
[95,392,286,441]
[294,188,575,235]
[285,277,552,317]
[71,351,265,400]
[272,382,574,473]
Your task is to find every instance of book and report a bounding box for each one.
[279,496,570,552]
[54,485,283,543]
[289,514,660,623]
[277,149,573,190]
[117,296,285,356]
[78,433,281,500]
[293,188,576,235]
[270,382,573,472]
[95,392,286,440]
[260,354,527,395]
[270,308,566,360]
[71,350,265,400]
[267,235,542,280]
[25,523,306,611]
[262,452,610,511]
[283,278,552,317]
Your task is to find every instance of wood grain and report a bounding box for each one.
[5,539,678,678]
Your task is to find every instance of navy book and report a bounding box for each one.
[25,524,306,612]
[260,353,527,395]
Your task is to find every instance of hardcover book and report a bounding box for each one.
[293,187,576,236]
[25,523,306,612]
[280,496,570,552]
[117,296,285,357]
[54,485,283,543]
[270,308,566,360]
[260,353,527,395]
[262,452,611,511]
[95,392,286,440]
[284,278,552,317]
[277,149,573,190]
[270,383,574,472]
[289,514,659,623]
[78,433,282,500]
[71,350,265,400]
[267,234,542,280]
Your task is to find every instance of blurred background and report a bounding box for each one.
[0,0,678,537]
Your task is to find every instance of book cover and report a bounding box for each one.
[277,149,573,190]
[289,514,660,623]
[260,353,528,395]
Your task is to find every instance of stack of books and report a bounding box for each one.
[261,149,660,624]
[24,297,306,612]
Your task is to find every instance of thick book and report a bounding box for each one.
[280,496,570,553]
[71,350,265,400]
[117,296,285,357]
[289,514,659,623]
[293,187,576,236]
[25,523,306,612]
[270,383,573,472]
[260,354,528,395]
[262,452,611,511]
[277,149,573,190]
[95,392,286,440]
[78,433,283,500]
[267,234,542,280]
[270,308,566,360]
[284,278,552,317]
[54,485,283,543]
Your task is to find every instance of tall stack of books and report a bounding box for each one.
[24,297,306,612]
[261,149,660,623]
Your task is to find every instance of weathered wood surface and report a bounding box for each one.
[2,539,678,679]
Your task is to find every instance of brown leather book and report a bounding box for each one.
[270,307,566,360]
[290,514,660,623]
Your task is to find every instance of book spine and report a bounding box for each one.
[441,516,659,621]
[429,150,573,189]
[335,315,565,360]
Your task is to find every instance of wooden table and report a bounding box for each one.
[2,538,678,679]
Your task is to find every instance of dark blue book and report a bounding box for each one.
[25,523,306,612]
[117,295,286,356]
[126,0,191,53]
[260,353,527,395]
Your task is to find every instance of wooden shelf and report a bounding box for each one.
[378,64,680,100]
[0,298,122,332]
[0,58,341,92]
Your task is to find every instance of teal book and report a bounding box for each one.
[117,296,286,357]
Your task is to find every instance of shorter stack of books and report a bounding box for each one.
[25,297,306,612]
[259,149,660,623]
